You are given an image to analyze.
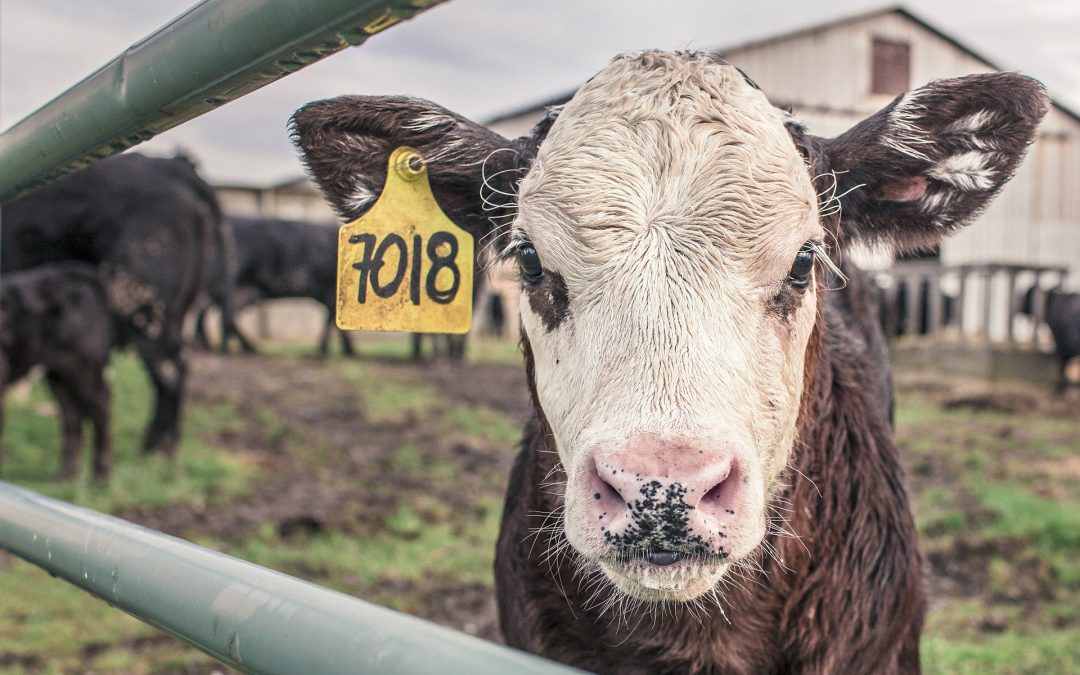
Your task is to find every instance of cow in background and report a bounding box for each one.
[193,216,354,357]
[2,152,219,455]
[1,263,113,480]
[1021,286,1080,390]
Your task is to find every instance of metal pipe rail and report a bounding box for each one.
[0,481,576,674]
[0,0,449,202]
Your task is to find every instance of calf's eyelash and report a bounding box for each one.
[496,232,532,263]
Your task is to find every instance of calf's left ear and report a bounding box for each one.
[797,72,1049,253]
[289,95,546,237]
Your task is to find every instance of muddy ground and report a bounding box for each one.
[61,349,1080,669]
[117,351,531,643]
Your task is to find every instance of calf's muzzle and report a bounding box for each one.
[586,439,750,561]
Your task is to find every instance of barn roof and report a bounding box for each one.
[485,5,1080,127]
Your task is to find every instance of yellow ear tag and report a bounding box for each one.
[336,147,474,334]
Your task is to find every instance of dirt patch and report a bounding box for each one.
[422,581,502,641]
[107,354,1076,663]
[897,371,1078,650]
[0,652,42,671]
[925,534,1057,604]
[373,578,502,642]
[110,351,530,648]
[80,634,181,661]
[897,371,1080,418]
[118,353,529,540]
[942,391,1038,414]
[424,361,531,417]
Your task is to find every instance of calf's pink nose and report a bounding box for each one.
[588,443,744,554]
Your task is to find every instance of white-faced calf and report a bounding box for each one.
[292,51,1047,673]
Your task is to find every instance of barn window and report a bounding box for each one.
[871,38,911,95]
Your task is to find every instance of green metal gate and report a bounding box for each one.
[0,2,575,672]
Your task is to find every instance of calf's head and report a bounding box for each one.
[292,51,1047,601]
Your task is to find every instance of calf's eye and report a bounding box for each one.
[788,244,816,288]
[519,245,544,284]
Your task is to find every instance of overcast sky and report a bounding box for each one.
[2,0,1078,185]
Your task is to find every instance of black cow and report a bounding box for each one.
[1,263,113,480]
[2,152,219,455]
[193,216,353,357]
[1022,286,1080,390]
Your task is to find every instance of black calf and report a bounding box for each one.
[2,152,220,455]
[1,263,113,480]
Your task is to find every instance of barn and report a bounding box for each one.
[204,6,1080,363]
[215,176,337,223]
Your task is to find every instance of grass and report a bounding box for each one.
[337,360,440,424]
[1,352,259,512]
[0,556,227,674]
[896,386,1080,673]
[977,483,1080,553]
[467,336,523,366]
[441,405,522,445]
[0,342,521,671]
[260,333,523,366]
[2,346,1077,672]
[922,629,1080,675]
[220,498,504,613]
[0,351,264,671]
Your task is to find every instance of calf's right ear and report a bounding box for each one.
[794,72,1049,254]
[290,96,539,237]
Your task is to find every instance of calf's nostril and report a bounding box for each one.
[590,463,626,506]
[699,461,738,515]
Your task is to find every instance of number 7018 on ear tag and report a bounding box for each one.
[336,147,474,333]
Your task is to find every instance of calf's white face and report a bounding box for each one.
[291,50,1047,605]
[512,53,821,599]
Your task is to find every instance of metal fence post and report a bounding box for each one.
[0,481,579,674]
[0,0,449,202]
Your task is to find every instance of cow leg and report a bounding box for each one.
[1057,355,1070,394]
[338,329,356,357]
[60,369,112,481]
[448,335,467,362]
[233,324,258,353]
[0,391,5,477]
[45,373,83,480]
[216,309,233,353]
[194,306,213,351]
[224,318,257,354]
[217,294,257,354]
[318,310,333,358]
[216,284,236,354]
[411,333,424,361]
[82,373,112,481]
[136,341,186,456]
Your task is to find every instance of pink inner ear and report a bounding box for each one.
[878,176,929,202]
